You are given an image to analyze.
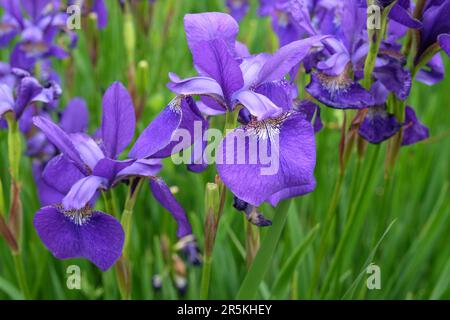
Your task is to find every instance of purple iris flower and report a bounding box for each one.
[135,13,320,207]
[0,68,60,121]
[358,105,402,144]
[32,82,198,270]
[0,0,74,71]
[226,0,249,22]
[304,2,375,109]
[258,0,316,46]
[418,0,450,58]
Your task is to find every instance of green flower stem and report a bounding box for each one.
[114,178,144,300]
[308,171,344,297]
[12,252,30,300]
[199,109,241,299]
[122,178,144,257]
[319,145,381,297]
[236,199,291,299]
[362,1,394,89]
[199,256,212,300]
[4,113,30,299]
[102,189,118,217]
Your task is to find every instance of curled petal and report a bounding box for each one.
[70,133,105,170]
[149,178,193,238]
[33,116,87,173]
[235,90,283,121]
[402,106,430,146]
[62,176,107,210]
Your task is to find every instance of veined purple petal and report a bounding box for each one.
[306,72,373,109]
[217,112,316,206]
[257,35,327,85]
[184,12,239,55]
[33,116,87,173]
[402,106,429,146]
[62,176,107,210]
[101,82,136,159]
[359,106,402,144]
[192,39,244,104]
[268,183,317,207]
[149,178,193,238]
[235,90,283,121]
[60,97,89,133]
[34,206,124,271]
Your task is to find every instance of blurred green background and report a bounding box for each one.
[0,0,449,299]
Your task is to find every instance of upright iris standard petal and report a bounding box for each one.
[306,72,374,109]
[70,133,105,170]
[358,106,402,144]
[402,106,430,146]
[184,12,239,54]
[217,112,316,206]
[419,0,450,58]
[34,206,124,271]
[60,97,89,133]
[62,176,107,210]
[101,82,136,159]
[192,39,244,104]
[149,178,193,238]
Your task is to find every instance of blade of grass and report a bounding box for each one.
[271,223,320,299]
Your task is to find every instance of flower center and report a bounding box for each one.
[246,112,290,140]
[317,72,353,95]
[58,205,93,226]
[168,96,183,114]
